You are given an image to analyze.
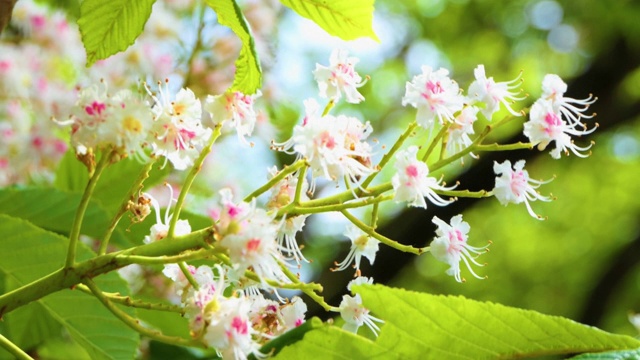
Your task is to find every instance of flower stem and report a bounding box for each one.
[475,142,533,152]
[361,121,417,189]
[169,123,222,238]
[341,210,426,255]
[322,99,335,116]
[178,262,200,290]
[99,158,158,255]
[279,261,336,312]
[114,247,217,265]
[244,160,305,202]
[66,149,113,268]
[434,189,493,198]
[293,164,308,205]
[421,123,450,162]
[0,334,32,360]
[83,278,200,348]
[75,284,185,314]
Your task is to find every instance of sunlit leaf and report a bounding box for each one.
[354,284,640,359]
[78,0,156,66]
[0,215,139,360]
[271,318,392,359]
[279,0,379,41]
[204,0,262,94]
[0,187,134,248]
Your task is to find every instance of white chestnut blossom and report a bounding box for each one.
[430,215,488,283]
[541,74,596,126]
[467,65,524,120]
[402,66,465,129]
[392,146,456,208]
[334,224,380,273]
[339,277,383,336]
[276,99,374,187]
[493,160,552,219]
[446,106,479,157]
[213,189,288,283]
[313,49,366,104]
[204,90,262,143]
[149,84,212,170]
[204,297,263,360]
[523,98,596,159]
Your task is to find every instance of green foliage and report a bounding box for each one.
[35,0,81,19]
[272,319,391,359]
[279,0,379,41]
[78,0,156,66]
[570,347,640,359]
[0,215,139,359]
[55,150,172,215]
[0,187,133,248]
[349,284,640,359]
[204,0,262,94]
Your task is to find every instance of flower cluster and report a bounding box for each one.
[163,263,307,359]
[56,81,212,170]
[275,98,374,186]
[524,74,597,159]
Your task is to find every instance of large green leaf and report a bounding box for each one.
[0,215,139,360]
[0,187,134,248]
[353,284,640,359]
[271,318,392,359]
[55,150,172,215]
[78,0,156,66]
[279,0,379,41]
[204,0,262,94]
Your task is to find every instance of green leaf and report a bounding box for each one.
[37,337,91,360]
[54,150,89,192]
[78,0,156,66]
[0,215,139,360]
[570,347,640,359]
[353,284,640,359]
[271,318,392,359]
[279,0,379,41]
[204,0,262,94]
[0,187,134,248]
[54,151,172,215]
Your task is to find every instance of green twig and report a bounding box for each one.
[66,150,113,268]
[434,189,493,199]
[475,142,533,152]
[293,164,308,205]
[75,284,185,314]
[0,334,32,360]
[169,123,222,237]
[421,123,451,162]
[361,122,417,189]
[279,261,336,312]
[278,194,392,217]
[83,279,199,348]
[100,158,158,255]
[182,1,206,88]
[341,210,425,255]
[114,248,216,265]
[179,262,200,290]
[244,160,305,202]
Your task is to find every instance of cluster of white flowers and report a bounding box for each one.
[524,74,597,159]
[57,81,212,169]
[162,263,307,360]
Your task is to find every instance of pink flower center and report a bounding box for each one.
[426,80,444,95]
[510,171,527,197]
[246,238,261,252]
[85,101,106,116]
[319,131,336,149]
[405,164,419,178]
[231,316,248,336]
